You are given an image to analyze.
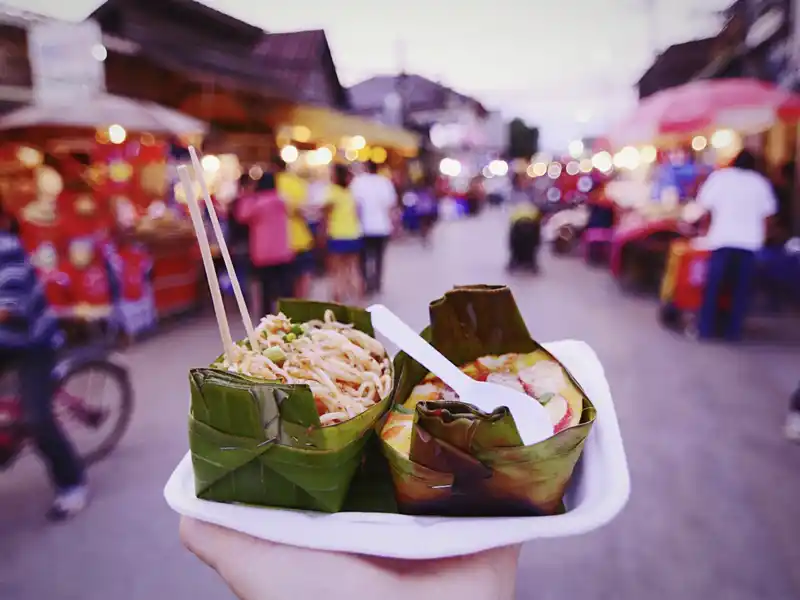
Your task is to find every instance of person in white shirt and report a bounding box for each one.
[695,150,777,341]
[350,161,397,295]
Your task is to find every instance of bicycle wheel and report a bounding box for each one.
[53,360,134,465]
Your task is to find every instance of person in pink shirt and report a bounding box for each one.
[235,172,295,315]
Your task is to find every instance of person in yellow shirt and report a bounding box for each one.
[276,161,315,299]
[323,164,363,302]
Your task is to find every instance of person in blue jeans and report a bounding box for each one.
[227,174,254,293]
[0,210,87,519]
[696,150,777,341]
[786,382,800,443]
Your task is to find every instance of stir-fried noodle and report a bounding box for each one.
[219,310,391,425]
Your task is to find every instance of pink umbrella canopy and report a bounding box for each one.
[610,78,800,147]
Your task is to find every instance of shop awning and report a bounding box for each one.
[0,93,207,134]
[285,104,420,155]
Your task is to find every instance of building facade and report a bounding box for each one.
[349,74,505,179]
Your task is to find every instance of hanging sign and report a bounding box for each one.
[27,19,106,105]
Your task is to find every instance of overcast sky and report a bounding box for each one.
[7,0,731,149]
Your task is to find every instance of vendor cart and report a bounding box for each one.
[658,239,715,332]
[658,237,744,337]
[610,212,687,294]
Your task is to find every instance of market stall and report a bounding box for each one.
[604,166,701,293]
[605,78,800,295]
[609,206,689,292]
[603,78,800,331]
[0,93,207,336]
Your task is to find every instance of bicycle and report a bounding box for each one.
[0,314,134,470]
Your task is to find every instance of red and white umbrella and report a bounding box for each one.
[610,78,800,147]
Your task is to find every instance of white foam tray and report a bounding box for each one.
[164,340,630,559]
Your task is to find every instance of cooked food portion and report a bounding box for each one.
[381,350,583,455]
[217,310,391,426]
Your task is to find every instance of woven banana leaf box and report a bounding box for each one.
[188,300,393,513]
[380,285,597,517]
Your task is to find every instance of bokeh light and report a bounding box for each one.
[201,155,221,173]
[91,44,107,61]
[108,124,127,144]
[568,140,584,158]
[710,129,735,149]
[691,135,708,151]
[292,126,311,143]
[592,151,613,173]
[488,159,508,176]
[16,146,42,168]
[370,147,388,164]
[439,158,461,177]
[280,145,299,164]
[640,145,657,163]
[315,147,333,165]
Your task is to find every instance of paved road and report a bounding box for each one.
[2,210,799,600]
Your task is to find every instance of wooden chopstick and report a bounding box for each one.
[188,146,260,351]
[177,165,234,359]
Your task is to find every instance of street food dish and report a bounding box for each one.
[216,310,392,426]
[381,350,583,456]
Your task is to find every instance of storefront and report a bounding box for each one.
[275,103,419,161]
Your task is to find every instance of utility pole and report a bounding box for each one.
[388,38,408,128]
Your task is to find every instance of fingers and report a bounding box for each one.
[180,517,262,572]
[179,517,218,570]
[392,544,522,600]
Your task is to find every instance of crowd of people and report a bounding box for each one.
[224,159,423,315]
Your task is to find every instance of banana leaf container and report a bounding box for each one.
[189,300,393,513]
[381,285,597,517]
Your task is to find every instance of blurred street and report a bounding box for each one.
[2,209,799,600]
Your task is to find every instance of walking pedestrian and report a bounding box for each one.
[306,172,329,276]
[235,173,295,316]
[0,204,87,520]
[275,159,315,299]
[786,382,800,443]
[227,174,254,294]
[403,175,438,247]
[350,161,397,295]
[323,165,363,302]
[695,150,778,341]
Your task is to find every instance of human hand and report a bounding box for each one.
[180,517,520,600]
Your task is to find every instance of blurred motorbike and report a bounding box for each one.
[543,204,589,255]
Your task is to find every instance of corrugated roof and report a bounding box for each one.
[252,29,349,109]
[92,0,347,108]
[637,37,717,97]
[93,0,264,47]
[348,73,486,115]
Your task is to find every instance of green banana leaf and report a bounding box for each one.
[189,300,393,513]
[381,285,597,517]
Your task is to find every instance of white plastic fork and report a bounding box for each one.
[367,304,553,446]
